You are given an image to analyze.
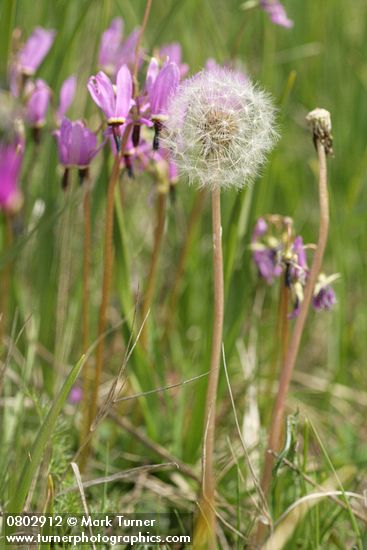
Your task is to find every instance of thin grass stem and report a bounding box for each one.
[163,189,206,341]
[140,192,167,350]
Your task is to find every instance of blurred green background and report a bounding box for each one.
[1,0,367,546]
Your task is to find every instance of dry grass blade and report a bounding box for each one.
[61,462,178,495]
[222,345,272,527]
[70,462,96,550]
[109,411,199,482]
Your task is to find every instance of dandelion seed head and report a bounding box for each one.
[163,67,278,190]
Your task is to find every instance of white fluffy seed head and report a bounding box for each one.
[162,67,278,191]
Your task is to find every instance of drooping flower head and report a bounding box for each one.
[87,65,133,126]
[18,27,56,76]
[251,217,283,284]
[0,139,24,213]
[24,79,51,128]
[54,118,99,168]
[148,62,180,123]
[98,17,124,74]
[98,18,142,76]
[260,0,293,29]
[250,215,338,317]
[312,273,338,311]
[163,67,278,190]
[159,43,189,78]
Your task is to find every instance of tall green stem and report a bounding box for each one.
[194,188,224,549]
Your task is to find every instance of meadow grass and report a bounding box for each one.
[1,0,367,548]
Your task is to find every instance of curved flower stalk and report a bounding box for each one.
[164,67,277,547]
[257,109,333,544]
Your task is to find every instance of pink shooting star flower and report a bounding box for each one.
[18,27,56,76]
[118,27,141,71]
[98,20,142,76]
[159,43,189,78]
[56,75,77,124]
[0,139,24,213]
[25,79,51,128]
[54,118,99,168]
[312,273,338,311]
[88,65,133,151]
[251,218,283,284]
[98,17,124,75]
[10,27,55,97]
[54,118,100,189]
[148,61,180,150]
[260,0,293,29]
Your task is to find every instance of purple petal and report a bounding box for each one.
[312,285,336,311]
[87,71,116,120]
[118,27,141,70]
[149,62,180,119]
[19,27,56,74]
[252,217,268,241]
[260,0,294,29]
[115,64,133,122]
[98,17,124,72]
[26,79,51,127]
[0,141,23,212]
[145,57,159,94]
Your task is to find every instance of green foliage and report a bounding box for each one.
[1,1,367,547]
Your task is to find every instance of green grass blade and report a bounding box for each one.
[0,0,17,83]
[8,356,84,513]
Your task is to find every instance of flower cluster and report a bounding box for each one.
[1,19,192,208]
[1,10,284,214]
[251,216,337,316]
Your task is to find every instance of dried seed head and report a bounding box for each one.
[162,67,278,190]
[306,108,333,156]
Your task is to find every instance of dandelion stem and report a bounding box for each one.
[258,137,329,541]
[195,188,224,549]
[140,192,167,350]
